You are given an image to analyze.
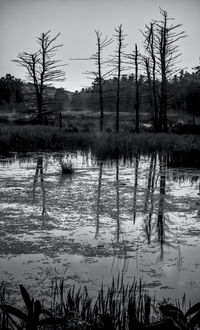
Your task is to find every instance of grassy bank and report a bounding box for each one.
[1,124,200,161]
[1,278,196,330]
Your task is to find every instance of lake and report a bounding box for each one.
[0,151,200,305]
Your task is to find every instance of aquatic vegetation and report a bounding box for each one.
[1,279,200,329]
[1,124,200,161]
[0,124,93,153]
[1,284,64,330]
[60,159,74,174]
[0,278,153,329]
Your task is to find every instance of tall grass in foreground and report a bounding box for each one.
[50,277,154,329]
[0,278,155,330]
[1,277,200,330]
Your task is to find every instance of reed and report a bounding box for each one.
[59,159,74,174]
[1,124,200,161]
[0,277,154,329]
[1,278,200,329]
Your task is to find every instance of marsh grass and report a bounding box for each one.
[1,124,200,163]
[0,282,9,330]
[1,277,200,329]
[0,277,156,330]
[0,125,93,153]
[59,160,74,174]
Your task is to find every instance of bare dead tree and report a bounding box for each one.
[142,22,159,131]
[134,44,140,133]
[13,31,65,124]
[113,25,126,132]
[71,31,113,131]
[157,10,168,132]
[144,57,154,128]
[125,44,142,133]
[157,9,186,131]
[91,31,113,131]
[142,9,186,132]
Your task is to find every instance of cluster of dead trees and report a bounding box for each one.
[13,9,186,132]
[90,9,186,132]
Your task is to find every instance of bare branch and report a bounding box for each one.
[12,31,66,124]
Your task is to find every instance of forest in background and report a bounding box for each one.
[0,9,200,133]
[0,67,200,128]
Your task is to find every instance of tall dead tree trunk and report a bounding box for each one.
[142,23,159,131]
[135,44,140,133]
[94,31,113,131]
[75,31,113,131]
[150,23,159,131]
[159,16,168,132]
[113,25,126,132]
[157,9,186,132]
[95,32,104,131]
[126,45,141,132]
[115,25,123,132]
[145,58,154,129]
[142,9,186,132]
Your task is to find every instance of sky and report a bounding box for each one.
[0,0,200,92]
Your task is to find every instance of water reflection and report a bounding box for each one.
[95,160,120,242]
[32,156,47,217]
[1,151,200,303]
[133,154,139,223]
[139,153,168,259]
[142,153,183,262]
[95,161,103,238]
[116,159,120,242]
[94,152,181,262]
[157,153,167,260]
[143,154,157,244]
[94,153,180,255]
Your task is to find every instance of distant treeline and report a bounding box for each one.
[0,74,71,118]
[0,68,200,123]
[2,9,199,132]
[71,68,200,117]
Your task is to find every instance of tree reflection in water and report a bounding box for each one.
[141,152,183,262]
[95,160,121,242]
[133,154,140,223]
[157,153,167,260]
[143,153,157,245]
[95,161,103,239]
[2,151,200,300]
[95,159,129,272]
[32,156,47,217]
[116,159,120,242]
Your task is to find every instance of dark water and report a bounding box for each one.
[0,151,200,304]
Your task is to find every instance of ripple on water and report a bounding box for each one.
[1,152,200,304]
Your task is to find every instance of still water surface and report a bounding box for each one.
[0,152,200,303]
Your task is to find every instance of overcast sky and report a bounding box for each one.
[0,0,199,91]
